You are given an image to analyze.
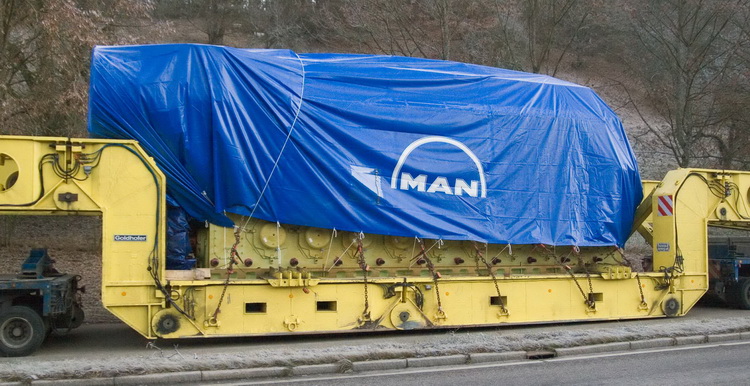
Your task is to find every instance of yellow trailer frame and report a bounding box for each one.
[2,136,749,339]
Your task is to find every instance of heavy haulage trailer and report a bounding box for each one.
[1,45,750,356]
[2,136,750,356]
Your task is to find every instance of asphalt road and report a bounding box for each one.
[36,303,748,360]
[223,340,750,386]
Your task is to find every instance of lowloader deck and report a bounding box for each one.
[2,136,750,345]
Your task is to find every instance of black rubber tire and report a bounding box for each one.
[736,278,750,310]
[0,306,46,357]
[70,305,85,329]
[155,313,180,335]
[663,297,680,317]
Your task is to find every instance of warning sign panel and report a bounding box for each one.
[657,195,673,217]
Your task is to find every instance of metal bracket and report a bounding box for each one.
[284,315,302,331]
[357,311,372,326]
[597,266,633,280]
[265,271,320,288]
[58,192,78,203]
[204,316,220,328]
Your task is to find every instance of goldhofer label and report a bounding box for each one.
[114,235,147,242]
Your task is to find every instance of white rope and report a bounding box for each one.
[326,238,356,273]
[424,239,443,255]
[408,237,442,268]
[241,52,307,231]
[323,228,338,269]
[492,243,513,260]
[276,221,282,267]
[222,226,227,264]
[408,236,419,268]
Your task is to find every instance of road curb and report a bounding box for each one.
[469,351,527,363]
[554,341,630,356]
[30,378,113,386]
[291,363,341,376]
[675,335,706,345]
[352,358,408,372]
[707,332,742,343]
[201,367,288,382]
[629,337,674,350]
[114,371,202,385]
[407,354,468,368]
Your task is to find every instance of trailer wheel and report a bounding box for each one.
[662,298,680,317]
[736,278,750,310]
[0,306,46,357]
[70,305,85,329]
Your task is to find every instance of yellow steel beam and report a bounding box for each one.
[0,136,167,338]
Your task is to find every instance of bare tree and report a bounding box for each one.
[700,55,750,169]
[628,0,749,168]
[0,0,158,137]
[154,0,251,45]
[336,0,434,57]
[254,0,315,49]
[490,0,592,75]
[200,0,248,45]
[422,0,462,60]
[708,7,750,169]
[323,0,485,61]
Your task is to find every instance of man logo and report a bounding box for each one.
[391,136,487,198]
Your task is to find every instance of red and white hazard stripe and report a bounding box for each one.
[657,195,673,216]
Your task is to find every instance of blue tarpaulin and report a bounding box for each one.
[166,206,195,270]
[88,44,642,247]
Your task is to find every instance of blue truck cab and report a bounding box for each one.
[0,249,84,356]
[707,237,750,309]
